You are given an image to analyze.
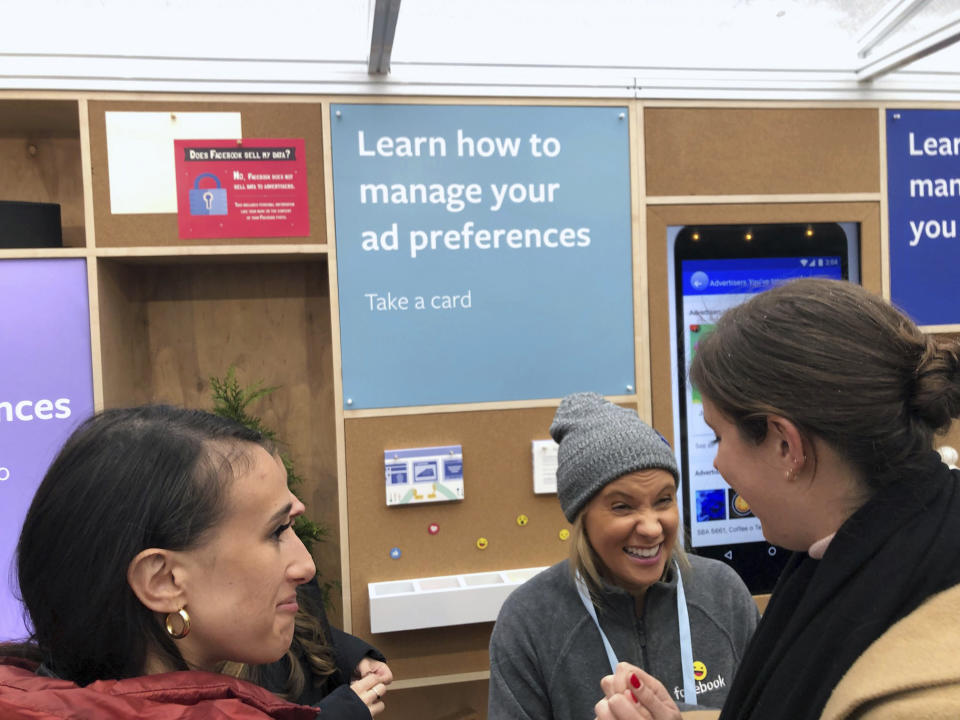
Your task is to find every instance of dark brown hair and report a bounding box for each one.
[5,405,272,685]
[689,278,960,489]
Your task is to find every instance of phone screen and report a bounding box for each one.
[667,222,860,593]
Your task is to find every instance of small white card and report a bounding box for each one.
[532,439,559,494]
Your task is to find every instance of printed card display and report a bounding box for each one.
[174,138,309,239]
[385,445,464,506]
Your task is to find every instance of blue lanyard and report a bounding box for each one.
[575,563,697,706]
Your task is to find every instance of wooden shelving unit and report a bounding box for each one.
[6,91,948,720]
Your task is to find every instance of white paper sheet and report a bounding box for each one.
[105,111,242,214]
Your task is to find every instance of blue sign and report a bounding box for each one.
[886,109,960,326]
[413,461,438,483]
[444,458,463,480]
[330,104,633,408]
[386,464,408,485]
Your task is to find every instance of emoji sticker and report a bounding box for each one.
[476,537,489,550]
[516,514,529,526]
[693,661,707,681]
[559,529,570,541]
[428,523,440,535]
[389,547,402,560]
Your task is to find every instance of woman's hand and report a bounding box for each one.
[354,656,394,686]
[594,663,682,720]
[350,672,388,717]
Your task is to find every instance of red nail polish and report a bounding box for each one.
[630,673,641,689]
[630,690,639,703]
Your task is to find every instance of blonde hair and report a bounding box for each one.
[569,514,689,607]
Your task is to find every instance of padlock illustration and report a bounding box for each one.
[188,173,228,216]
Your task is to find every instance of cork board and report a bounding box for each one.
[645,202,882,445]
[344,406,577,679]
[87,100,326,247]
[644,107,880,197]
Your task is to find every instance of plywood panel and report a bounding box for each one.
[645,108,880,197]
[386,680,488,720]
[345,407,572,680]
[97,259,152,407]
[0,100,80,138]
[87,100,326,248]
[645,202,882,446]
[96,258,341,598]
[0,138,85,247]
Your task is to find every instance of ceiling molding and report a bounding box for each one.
[858,0,929,58]
[858,11,960,82]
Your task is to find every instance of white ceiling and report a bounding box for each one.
[0,0,958,97]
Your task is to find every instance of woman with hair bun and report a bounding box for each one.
[594,278,960,720]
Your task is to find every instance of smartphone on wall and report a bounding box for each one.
[667,222,861,593]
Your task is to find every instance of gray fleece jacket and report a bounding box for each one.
[488,555,758,720]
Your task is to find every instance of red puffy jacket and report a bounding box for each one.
[0,656,319,719]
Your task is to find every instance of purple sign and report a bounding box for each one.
[0,259,94,641]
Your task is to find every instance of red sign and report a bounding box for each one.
[174,138,309,239]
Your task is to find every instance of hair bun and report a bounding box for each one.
[910,335,960,432]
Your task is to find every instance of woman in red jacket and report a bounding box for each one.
[0,405,389,719]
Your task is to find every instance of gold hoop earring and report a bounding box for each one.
[164,607,191,639]
[785,454,807,482]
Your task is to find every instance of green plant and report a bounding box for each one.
[209,367,334,602]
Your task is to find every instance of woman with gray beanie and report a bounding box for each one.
[488,392,758,720]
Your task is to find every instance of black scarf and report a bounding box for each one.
[719,452,960,720]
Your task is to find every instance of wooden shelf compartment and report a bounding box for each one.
[94,255,343,598]
[0,99,85,248]
[94,243,329,263]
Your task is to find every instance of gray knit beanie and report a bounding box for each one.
[550,392,679,522]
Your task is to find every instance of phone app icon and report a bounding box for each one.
[728,490,754,518]
[696,489,727,522]
[688,323,716,404]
